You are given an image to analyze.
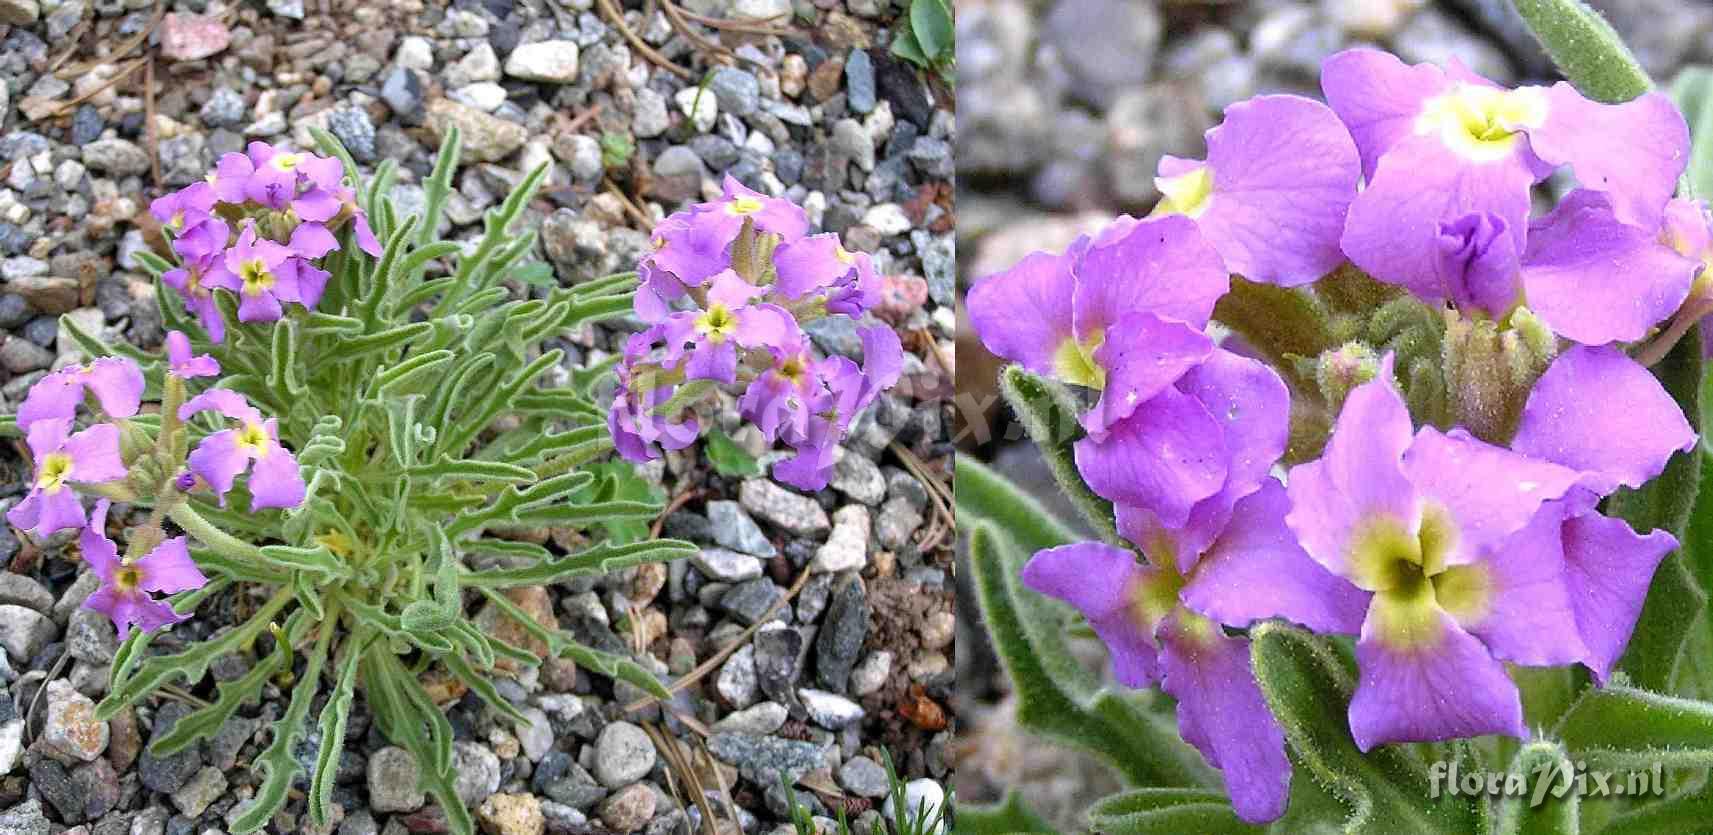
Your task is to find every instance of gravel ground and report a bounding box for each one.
[0,0,956,832]
[954,0,1713,827]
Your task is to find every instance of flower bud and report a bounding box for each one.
[1440,308,1555,445]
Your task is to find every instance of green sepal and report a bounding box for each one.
[998,365,1120,544]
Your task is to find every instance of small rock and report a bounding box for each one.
[830,451,885,505]
[647,146,704,203]
[0,575,51,613]
[592,722,655,788]
[710,701,787,735]
[798,689,865,729]
[453,741,503,806]
[597,784,654,835]
[0,720,22,775]
[739,479,831,538]
[0,0,37,24]
[518,708,553,762]
[159,13,230,61]
[862,203,911,236]
[505,41,581,83]
[382,67,424,119]
[169,767,226,817]
[693,548,764,582]
[477,793,543,835]
[707,733,823,784]
[708,67,760,116]
[836,756,889,799]
[882,779,946,834]
[368,747,425,812]
[721,578,784,626]
[849,650,892,697]
[81,138,150,175]
[40,680,107,762]
[816,577,868,691]
[396,36,434,70]
[752,627,803,702]
[0,338,52,374]
[707,501,777,557]
[6,276,78,314]
[716,644,759,708]
[427,99,525,163]
[632,88,670,139]
[0,799,49,835]
[845,49,876,114]
[199,86,246,128]
[812,505,869,573]
[138,702,201,793]
[328,107,376,163]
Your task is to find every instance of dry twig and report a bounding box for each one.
[596,0,694,80]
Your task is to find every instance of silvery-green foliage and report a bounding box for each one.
[73,127,696,835]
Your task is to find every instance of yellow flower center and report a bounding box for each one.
[1151,166,1214,219]
[272,153,302,172]
[239,258,276,296]
[834,246,856,265]
[695,303,739,342]
[36,453,73,492]
[1052,331,1106,389]
[779,355,807,383]
[1416,84,1548,163]
[1349,504,1493,650]
[727,196,764,216]
[114,565,143,592]
[236,422,272,456]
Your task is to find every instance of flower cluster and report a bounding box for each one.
[970,51,1700,823]
[7,332,306,638]
[150,141,381,342]
[611,177,903,491]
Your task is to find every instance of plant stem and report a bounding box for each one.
[168,502,269,563]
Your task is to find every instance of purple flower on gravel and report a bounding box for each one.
[965,215,1229,436]
[608,349,701,464]
[16,356,144,431]
[1021,481,1343,824]
[1326,48,1689,298]
[1270,355,1618,750]
[165,330,219,379]
[739,329,822,446]
[768,324,903,491]
[773,233,882,315]
[80,499,206,638]
[178,389,306,510]
[203,224,307,323]
[149,181,217,233]
[1150,95,1361,286]
[6,418,127,537]
[657,270,793,384]
[162,218,233,342]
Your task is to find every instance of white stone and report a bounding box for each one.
[396,36,434,71]
[506,41,581,83]
[812,505,870,573]
[674,86,718,133]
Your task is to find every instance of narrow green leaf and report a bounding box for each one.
[954,456,1078,555]
[442,652,530,724]
[419,126,462,247]
[1593,785,1713,834]
[309,637,364,825]
[1511,0,1653,103]
[334,321,435,359]
[232,619,333,834]
[1555,682,1713,769]
[998,365,1120,543]
[258,543,351,580]
[908,0,953,59]
[406,455,538,484]
[99,587,287,720]
[953,791,1056,834]
[461,539,698,588]
[150,611,302,756]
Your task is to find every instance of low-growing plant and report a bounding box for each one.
[782,751,951,835]
[892,0,954,84]
[5,126,701,835]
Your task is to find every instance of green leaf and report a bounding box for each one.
[150,611,302,756]
[1248,621,1478,834]
[1593,785,1713,834]
[703,427,761,477]
[1555,682,1713,769]
[1088,789,1260,835]
[511,261,557,288]
[954,456,1078,555]
[461,539,697,588]
[309,637,364,825]
[232,619,334,834]
[998,365,1120,543]
[1494,740,1578,835]
[965,521,1213,788]
[908,0,953,60]
[891,25,931,68]
[99,588,291,720]
[953,791,1056,834]
[1511,0,1653,103]
[1612,332,1706,692]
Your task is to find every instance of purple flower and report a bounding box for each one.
[656,270,794,384]
[738,329,822,446]
[178,389,306,510]
[80,500,207,638]
[238,142,345,217]
[1021,481,1339,823]
[1094,349,1292,558]
[966,215,1229,435]
[1273,355,1611,749]
[767,325,903,491]
[203,224,307,323]
[16,356,144,431]
[1660,198,1713,356]
[1511,344,1697,495]
[162,217,232,343]
[773,233,882,316]
[165,330,219,379]
[6,418,127,537]
[608,352,701,463]
[642,176,811,297]
[1423,191,1698,345]
[1150,95,1361,286]
[1326,48,1689,298]
[149,182,217,233]
[698,174,810,241]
